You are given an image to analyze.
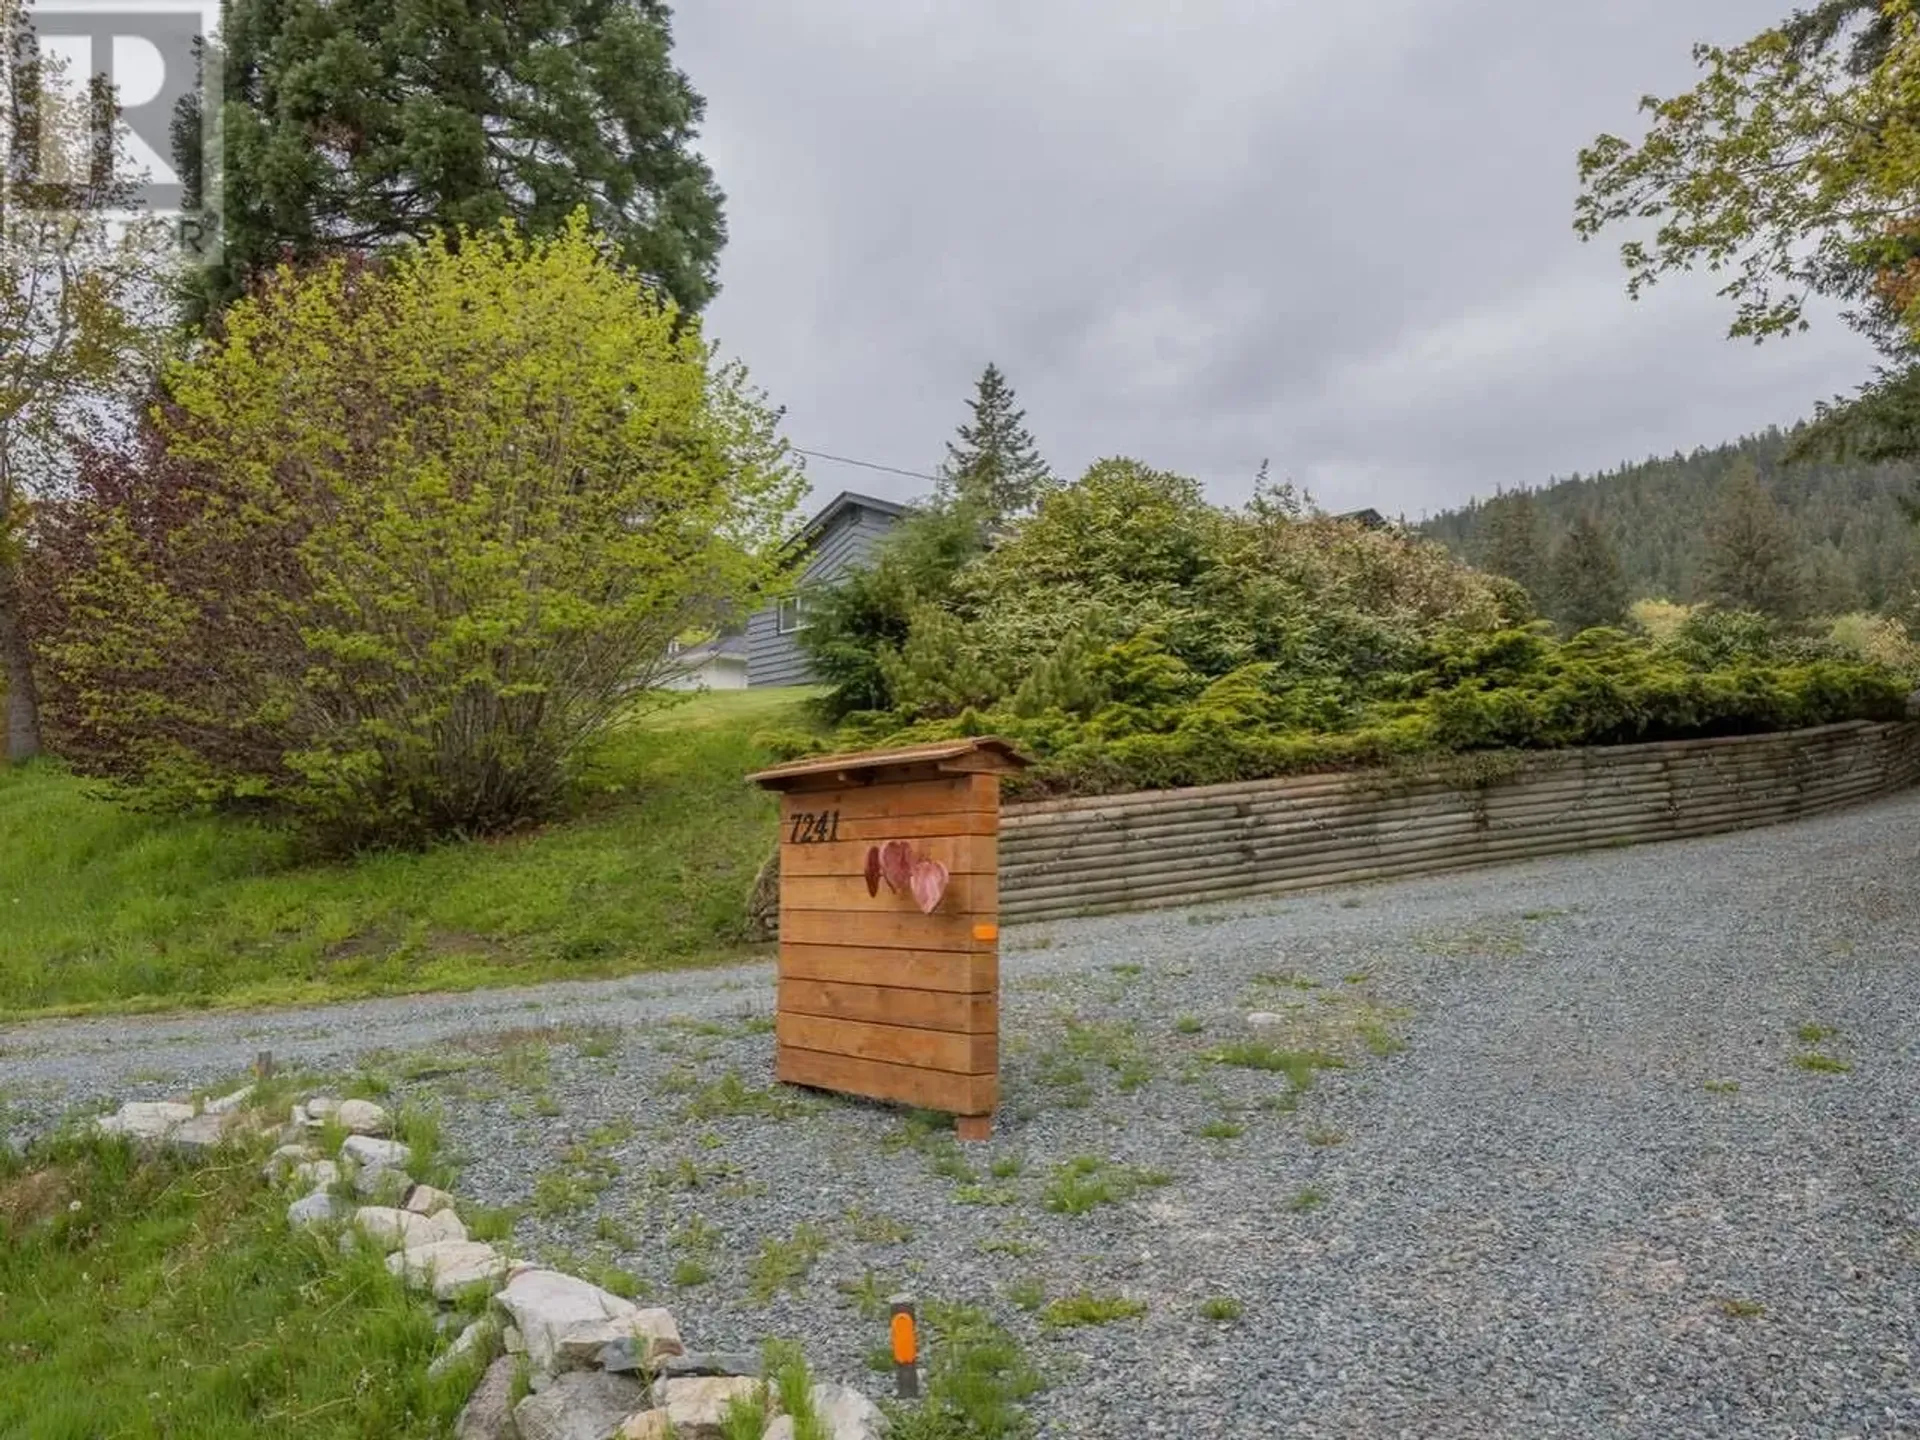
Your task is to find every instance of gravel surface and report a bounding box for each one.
[7,793,1920,1437]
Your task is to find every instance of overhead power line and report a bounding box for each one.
[791,447,941,485]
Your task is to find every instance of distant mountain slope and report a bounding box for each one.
[1420,429,1920,615]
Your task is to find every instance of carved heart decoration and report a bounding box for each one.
[879,840,914,894]
[909,857,951,915]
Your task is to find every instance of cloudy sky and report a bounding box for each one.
[673,1,1878,522]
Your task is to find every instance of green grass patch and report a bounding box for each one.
[1207,1042,1344,1089]
[1040,1156,1172,1215]
[748,1222,830,1304]
[0,1135,476,1437]
[1197,1119,1245,1140]
[1041,1292,1148,1328]
[0,688,824,1017]
[1199,1296,1244,1322]
[884,1301,1043,1440]
[1791,1053,1853,1074]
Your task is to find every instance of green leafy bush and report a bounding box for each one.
[34,219,800,846]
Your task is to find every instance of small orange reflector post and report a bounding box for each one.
[972,923,998,942]
[889,1295,920,1399]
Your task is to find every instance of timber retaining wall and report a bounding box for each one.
[997,720,1920,924]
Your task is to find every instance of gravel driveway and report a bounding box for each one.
[6,792,1920,1438]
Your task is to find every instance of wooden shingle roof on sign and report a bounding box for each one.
[747,737,1030,790]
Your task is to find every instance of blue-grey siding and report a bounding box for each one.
[748,505,900,687]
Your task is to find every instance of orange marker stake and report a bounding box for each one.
[889,1294,919,1399]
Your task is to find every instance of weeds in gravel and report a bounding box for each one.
[1042,1292,1147,1328]
[883,1301,1043,1440]
[672,1215,721,1251]
[1792,1053,1853,1074]
[1035,1019,1156,1103]
[1286,1185,1328,1213]
[1198,1119,1245,1140]
[673,1257,714,1287]
[1006,1276,1047,1311]
[845,1206,914,1244]
[1041,1156,1171,1215]
[1174,1016,1205,1035]
[980,1234,1042,1258]
[1200,1296,1244,1322]
[594,1215,637,1248]
[1719,1298,1766,1318]
[766,1341,828,1440]
[682,1070,812,1123]
[1208,1041,1343,1090]
[531,1144,619,1217]
[953,1183,1021,1206]
[1703,1080,1740,1095]
[989,1156,1024,1179]
[837,1270,894,1319]
[749,1222,830,1303]
[1796,1023,1837,1044]
[648,1156,741,1192]
[1305,1126,1347,1146]
[1108,963,1143,978]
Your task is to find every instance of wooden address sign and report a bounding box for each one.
[747,737,1029,1140]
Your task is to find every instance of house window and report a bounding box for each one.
[777,595,808,635]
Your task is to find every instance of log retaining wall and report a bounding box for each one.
[997,720,1920,924]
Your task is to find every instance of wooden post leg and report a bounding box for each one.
[956,1113,993,1142]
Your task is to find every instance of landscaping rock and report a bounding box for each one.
[649,1376,767,1438]
[335,1098,393,1135]
[404,1183,458,1215]
[618,1412,673,1440]
[166,1110,236,1156]
[503,1325,525,1355]
[1245,1011,1285,1028]
[388,1240,510,1299]
[642,1350,762,1381]
[96,1100,195,1142]
[204,1085,254,1114]
[340,1134,411,1169]
[305,1096,340,1121]
[353,1164,413,1203]
[428,1316,498,1380]
[287,1191,349,1229]
[456,1354,520,1440]
[263,1143,320,1182]
[762,1383,884,1440]
[496,1270,682,1376]
[291,1159,340,1191]
[512,1371,648,1440]
[355,1206,438,1251]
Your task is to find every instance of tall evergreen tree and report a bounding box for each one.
[179,0,726,316]
[938,364,1054,524]
[1701,458,1804,618]
[1477,489,1548,602]
[1548,514,1629,633]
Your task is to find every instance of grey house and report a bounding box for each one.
[747,491,908,687]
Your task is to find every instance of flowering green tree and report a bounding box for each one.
[45,216,801,843]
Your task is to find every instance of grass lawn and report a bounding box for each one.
[0,688,822,1019]
[0,1130,480,1439]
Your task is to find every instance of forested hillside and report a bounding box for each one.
[1421,430,1920,619]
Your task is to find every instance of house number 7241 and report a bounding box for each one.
[788,809,842,844]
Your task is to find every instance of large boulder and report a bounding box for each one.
[456,1355,520,1440]
[95,1101,195,1143]
[649,1376,768,1440]
[335,1099,392,1136]
[496,1270,683,1376]
[287,1191,350,1230]
[512,1372,649,1440]
[388,1240,510,1300]
[340,1135,411,1170]
[354,1206,464,1251]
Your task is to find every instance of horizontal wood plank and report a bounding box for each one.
[780,871,996,915]
[779,978,997,1034]
[781,909,993,951]
[777,1013,996,1072]
[779,835,996,877]
[779,776,994,826]
[780,944,997,993]
[777,1044,998,1116]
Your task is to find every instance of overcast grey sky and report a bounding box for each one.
[674,2,1877,521]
